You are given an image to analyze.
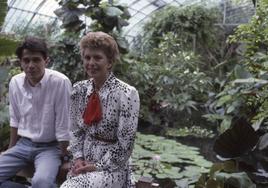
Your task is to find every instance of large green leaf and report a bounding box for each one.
[258,133,268,150]
[219,117,232,133]
[216,95,232,107]
[105,6,123,17]
[0,37,20,57]
[232,78,268,85]
[234,65,252,79]
[216,172,256,188]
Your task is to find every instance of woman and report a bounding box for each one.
[60,32,140,188]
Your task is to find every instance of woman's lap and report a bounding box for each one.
[60,170,126,188]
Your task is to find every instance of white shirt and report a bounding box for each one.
[9,68,71,142]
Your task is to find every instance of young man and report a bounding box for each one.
[0,36,71,188]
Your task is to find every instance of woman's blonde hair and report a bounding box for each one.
[80,32,120,64]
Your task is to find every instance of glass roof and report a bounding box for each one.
[2,0,255,42]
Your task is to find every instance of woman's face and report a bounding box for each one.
[82,48,112,82]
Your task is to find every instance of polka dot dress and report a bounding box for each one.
[60,73,140,188]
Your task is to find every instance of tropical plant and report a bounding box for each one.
[195,162,257,188]
[205,0,268,131]
[0,0,7,27]
[10,20,62,43]
[122,4,244,130]
[125,33,213,127]
[0,61,21,151]
[0,0,20,57]
[49,33,85,83]
[195,118,268,188]
[140,5,220,52]
[0,0,22,151]
[0,35,20,57]
[0,100,9,151]
[54,0,129,51]
[198,1,268,186]
[135,5,238,80]
[50,0,131,83]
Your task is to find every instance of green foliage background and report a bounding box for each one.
[206,0,268,132]
[1,0,268,187]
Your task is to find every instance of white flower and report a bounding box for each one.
[185,56,191,60]
[184,69,189,74]
[152,155,161,161]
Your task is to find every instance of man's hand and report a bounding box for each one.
[59,141,69,157]
[9,127,19,148]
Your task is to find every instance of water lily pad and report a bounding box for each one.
[132,132,212,185]
[160,153,183,163]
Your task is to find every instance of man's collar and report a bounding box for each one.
[39,68,48,86]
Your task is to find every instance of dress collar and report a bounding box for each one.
[86,72,116,97]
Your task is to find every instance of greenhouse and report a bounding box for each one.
[1,0,268,187]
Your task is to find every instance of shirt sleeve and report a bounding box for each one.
[68,82,86,159]
[95,87,140,171]
[9,78,20,128]
[55,78,72,141]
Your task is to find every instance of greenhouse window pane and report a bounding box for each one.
[38,1,59,17]
[132,12,146,20]
[140,4,158,14]
[148,0,166,8]
[29,15,54,28]
[163,0,178,4]
[11,0,39,11]
[225,0,255,24]
[11,12,34,32]
[125,20,146,38]
[170,0,188,4]
[131,1,150,11]
[120,0,140,6]
[169,1,181,6]
[128,8,138,16]
[131,2,149,10]
[128,17,140,25]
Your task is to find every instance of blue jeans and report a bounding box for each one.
[0,137,61,188]
[0,181,28,188]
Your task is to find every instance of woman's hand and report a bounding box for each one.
[71,158,96,176]
[71,158,85,176]
[74,161,97,174]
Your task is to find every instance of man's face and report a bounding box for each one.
[20,49,48,86]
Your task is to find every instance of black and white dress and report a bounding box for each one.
[60,73,140,188]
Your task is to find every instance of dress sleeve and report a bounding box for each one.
[68,83,86,159]
[96,87,140,171]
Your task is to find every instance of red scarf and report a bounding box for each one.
[83,91,102,125]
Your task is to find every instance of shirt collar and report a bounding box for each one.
[40,68,49,85]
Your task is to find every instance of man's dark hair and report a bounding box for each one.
[16,36,48,60]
